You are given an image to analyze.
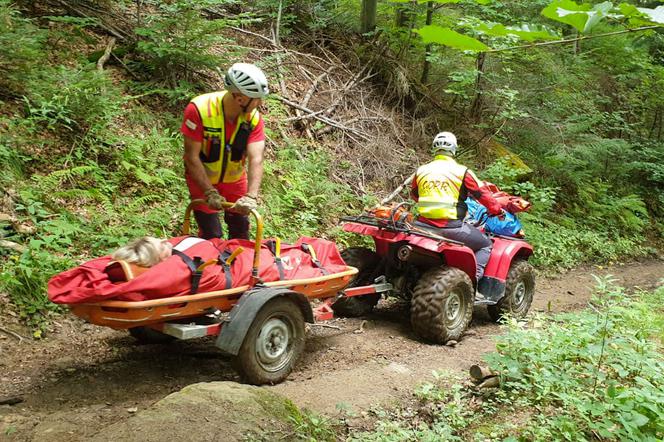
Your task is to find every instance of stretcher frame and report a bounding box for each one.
[69,200,364,329]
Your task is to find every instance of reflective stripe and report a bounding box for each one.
[190,91,260,184]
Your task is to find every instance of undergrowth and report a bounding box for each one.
[350,280,664,441]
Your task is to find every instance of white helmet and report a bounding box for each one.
[224,63,269,98]
[431,131,457,156]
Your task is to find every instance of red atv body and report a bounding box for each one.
[336,203,535,344]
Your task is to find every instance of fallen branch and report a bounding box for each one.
[308,323,342,330]
[469,364,496,381]
[0,397,23,406]
[0,326,26,343]
[96,37,116,71]
[54,0,129,40]
[302,68,332,110]
[0,240,26,253]
[380,173,415,205]
[354,319,368,334]
[275,96,368,140]
[477,376,500,389]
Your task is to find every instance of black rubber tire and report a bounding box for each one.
[410,267,474,344]
[128,326,175,344]
[331,247,381,317]
[232,297,305,385]
[488,260,535,322]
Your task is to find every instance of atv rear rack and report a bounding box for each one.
[340,214,464,246]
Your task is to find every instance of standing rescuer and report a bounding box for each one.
[180,63,269,239]
[410,131,504,281]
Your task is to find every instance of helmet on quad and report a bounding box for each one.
[431,132,457,156]
[224,63,269,98]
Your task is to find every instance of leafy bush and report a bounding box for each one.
[134,0,243,87]
[23,65,123,141]
[261,144,359,242]
[0,0,46,96]
[484,280,664,440]
[521,213,650,270]
[349,281,664,441]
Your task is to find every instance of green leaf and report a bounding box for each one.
[416,25,489,51]
[541,0,611,33]
[637,6,664,24]
[476,22,558,41]
[389,0,460,3]
[630,411,649,427]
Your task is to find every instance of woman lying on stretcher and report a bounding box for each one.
[47,235,347,305]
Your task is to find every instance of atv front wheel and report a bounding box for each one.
[232,297,305,385]
[410,267,473,344]
[332,247,381,317]
[488,260,534,322]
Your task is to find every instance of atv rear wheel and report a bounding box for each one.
[332,247,381,317]
[410,267,474,344]
[232,297,305,385]
[128,326,175,344]
[488,260,534,322]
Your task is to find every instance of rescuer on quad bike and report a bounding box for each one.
[410,132,504,280]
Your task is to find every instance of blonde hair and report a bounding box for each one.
[111,236,167,267]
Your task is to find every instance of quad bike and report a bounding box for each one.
[334,199,535,344]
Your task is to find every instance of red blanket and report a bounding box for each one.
[48,236,347,304]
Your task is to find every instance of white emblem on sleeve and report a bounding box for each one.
[185,119,197,131]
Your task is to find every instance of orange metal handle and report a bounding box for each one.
[183,199,264,282]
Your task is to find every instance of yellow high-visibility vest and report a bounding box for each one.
[415,155,468,220]
[190,91,261,184]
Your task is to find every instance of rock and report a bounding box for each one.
[90,382,300,442]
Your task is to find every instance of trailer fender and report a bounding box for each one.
[216,287,314,356]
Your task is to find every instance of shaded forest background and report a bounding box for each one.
[1,0,663,329]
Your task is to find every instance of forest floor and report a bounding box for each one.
[1,259,663,441]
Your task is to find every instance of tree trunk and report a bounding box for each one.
[420,2,434,84]
[360,0,377,34]
[469,51,486,121]
[395,6,412,28]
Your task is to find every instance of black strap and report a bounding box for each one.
[173,250,204,294]
[220,108,256,182]
[218,249,234,290]
[230,122,252,161]
[300,243,329,275]
[265,240,286,281]
[220,143,232,183]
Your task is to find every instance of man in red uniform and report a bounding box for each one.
[411,132,504,280]
[180,63,269,239]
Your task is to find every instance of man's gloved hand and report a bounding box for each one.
[232,195,258,215]
[205,188,226,210]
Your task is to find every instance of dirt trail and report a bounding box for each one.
[1,260,662,440]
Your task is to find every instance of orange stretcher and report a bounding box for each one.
[69,200,359,329]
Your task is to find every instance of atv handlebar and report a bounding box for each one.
[183,199,263,283]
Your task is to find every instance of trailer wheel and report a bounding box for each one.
[232,297,305,385]
[488,260,535,322]
[332,247,381,317]
[410,267,473,344]
[128,326,175,344]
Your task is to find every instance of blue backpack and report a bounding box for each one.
[465,199,523,237]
